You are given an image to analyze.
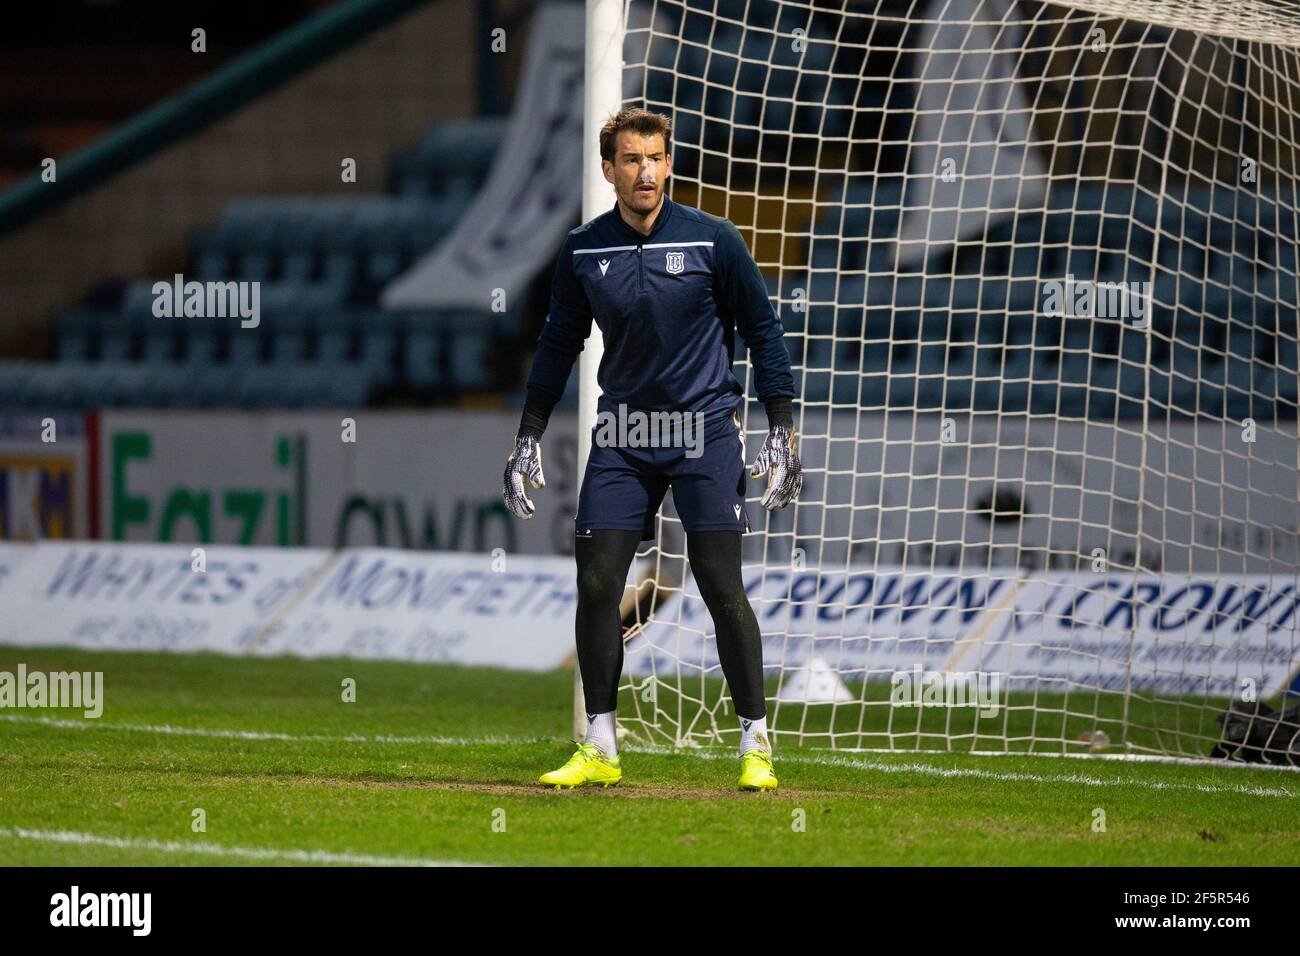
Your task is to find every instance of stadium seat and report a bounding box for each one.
[53,310,97,362]
[357,310,402,387]
[180,314,223,366]
[316,310,355,364]
[97,317,134,362]
[268,311,311,365]
[227,322,266,366]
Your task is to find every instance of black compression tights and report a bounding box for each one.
[575,529,767,719]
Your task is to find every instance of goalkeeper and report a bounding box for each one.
[503,108,801,791]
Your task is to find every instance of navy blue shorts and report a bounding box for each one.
[576,410,751,541]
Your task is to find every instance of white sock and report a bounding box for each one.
[739,715,770,755]
[584,711,618,757]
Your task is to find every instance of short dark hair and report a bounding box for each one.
[599,108,672,164]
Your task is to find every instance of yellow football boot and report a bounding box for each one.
[538,743,622,789]
[738,748,778,791]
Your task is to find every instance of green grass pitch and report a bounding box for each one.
[1,648,1297,866]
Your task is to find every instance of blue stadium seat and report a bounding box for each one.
[190,227,230,281]
[0,361,42,406]
[357,310,402,387]
[98,316,135,362]
[269,311,310,365]
[53,310,96,362]
[400,314,441,390]
[441,311,502,391]
[227,323,265,366]
[180,314,223,366]
[316,310,355,364]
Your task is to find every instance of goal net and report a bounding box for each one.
[592,0,1300,762]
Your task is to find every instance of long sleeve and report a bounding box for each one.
[516,385,561,438]
[526,232,594,400]
[714,219,796,402]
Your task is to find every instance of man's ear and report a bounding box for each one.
[601,161,614,185]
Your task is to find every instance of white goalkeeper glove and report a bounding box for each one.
[503,433,546,519]
[750,424,803,510]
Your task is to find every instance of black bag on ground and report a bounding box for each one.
[1210,698,1300,765]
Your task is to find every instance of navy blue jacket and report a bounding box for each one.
[526,195,796,422]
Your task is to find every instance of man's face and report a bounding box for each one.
[603,130,671,218]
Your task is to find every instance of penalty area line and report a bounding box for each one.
[0,826,482,867]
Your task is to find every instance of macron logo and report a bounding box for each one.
[733,504,742,519]
[598,259,610,276]
[50,886,151,936]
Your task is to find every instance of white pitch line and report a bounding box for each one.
[622,745,1300,798]
[779,744,1300,773]
[0,713,534,746]
[0,826,479,867]
[6,713,1296,798]
[804,754,1298,799]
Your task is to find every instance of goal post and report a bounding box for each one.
[573,0,626,741]
[579,0,1300,763]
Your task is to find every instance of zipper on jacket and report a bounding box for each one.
[638,244,644,293]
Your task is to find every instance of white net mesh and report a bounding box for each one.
[611,0,1300,762]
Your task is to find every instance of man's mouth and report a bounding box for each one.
[636,183,655,192]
